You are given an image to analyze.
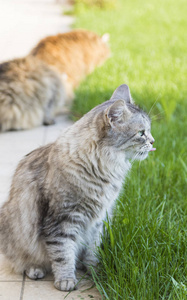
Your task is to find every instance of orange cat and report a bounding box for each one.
[30,29,110,96]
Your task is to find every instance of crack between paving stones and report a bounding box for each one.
[20,273,26,300]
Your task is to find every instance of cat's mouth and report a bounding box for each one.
[139,147,156,155]
[138,147,156,157]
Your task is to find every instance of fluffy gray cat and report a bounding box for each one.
[0,56,67,132]
[0,84,155,291]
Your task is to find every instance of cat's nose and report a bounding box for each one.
[150,138,155,145]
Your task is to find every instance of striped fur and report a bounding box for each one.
[0,84,155,291]
[0,56,67,132]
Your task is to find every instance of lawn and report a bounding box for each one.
[71,0,187,299]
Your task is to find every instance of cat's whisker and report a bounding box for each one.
[148,96,160,116]
[151,110,165,120]
[131,152,140,164]
[138,160,142,168]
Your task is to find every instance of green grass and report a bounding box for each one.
[72,0,187,298]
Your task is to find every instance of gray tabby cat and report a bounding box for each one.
[0,56,70,132]
[0,84,155,291]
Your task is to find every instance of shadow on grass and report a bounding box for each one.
[71,87,114,120]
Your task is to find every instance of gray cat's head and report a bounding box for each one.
[85,84,155,161]
[105,84,155,160]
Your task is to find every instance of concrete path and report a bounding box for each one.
[0,1,102,299]
[0,0,73,62]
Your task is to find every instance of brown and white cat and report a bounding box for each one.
[0,30,110,132]
[0,84,155,291]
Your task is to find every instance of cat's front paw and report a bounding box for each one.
[54,278,77,291]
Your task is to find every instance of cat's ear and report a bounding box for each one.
[101,33,110,43]
[110,84,133,104]
[106,99,131,125]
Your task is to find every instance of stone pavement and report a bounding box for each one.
[0,1,102,299]
[0,0,73,62]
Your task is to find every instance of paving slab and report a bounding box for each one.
[23,280,102,300]
[0,282,23,300]
[0,0,73,62]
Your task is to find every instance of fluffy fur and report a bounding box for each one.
[30,29,110,90]
[0,56,67,131]
[0,84,155,291]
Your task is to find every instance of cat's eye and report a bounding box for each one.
[138,130,145,136]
